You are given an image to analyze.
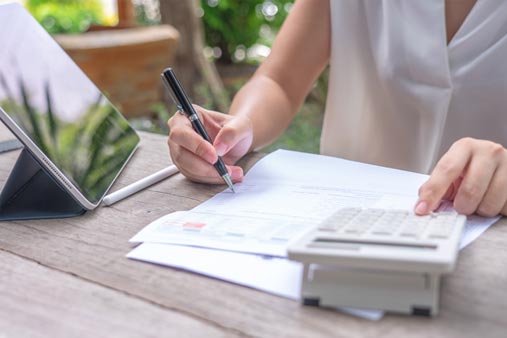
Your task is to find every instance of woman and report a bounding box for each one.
[167,0,507,217]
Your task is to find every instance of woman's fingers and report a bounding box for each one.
[416,138,507,217]
[416,139,472,215]
[194,105,228,139]
[213,115,253,161]
[477,157,507,217]
[169,124,218,164]
[167,105,248,184]
[168,107,223,165]
[453,153,496,214]
[171,146,243,184]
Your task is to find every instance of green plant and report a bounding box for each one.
[132,0,293,64]
[201,0,294,64]
[26,0,104,34]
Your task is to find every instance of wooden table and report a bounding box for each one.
[1,125,506,338]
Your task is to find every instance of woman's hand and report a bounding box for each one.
[167,105,253,184]
[415,138,507,217]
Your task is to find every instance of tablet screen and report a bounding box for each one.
[0,5,140,205]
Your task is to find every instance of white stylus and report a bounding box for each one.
[102,165,179,206]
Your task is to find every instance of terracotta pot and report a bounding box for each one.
[55,25,180,118]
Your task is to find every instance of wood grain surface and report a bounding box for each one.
[0,124,505,338]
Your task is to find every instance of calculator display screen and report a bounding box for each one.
[314,238,438,250]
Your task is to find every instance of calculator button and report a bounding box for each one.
[428,233,451,239]
[317,227,337,232]
[397,215,429,238]
[399,228,422,237]
[427,225,455,239]
[371,230,394,236]
[344,228,361,234]
[425,214,456,239]
[318,222,340,231]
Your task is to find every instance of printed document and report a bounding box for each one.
[130,150,498,256]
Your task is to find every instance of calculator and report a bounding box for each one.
[287,207,466,316]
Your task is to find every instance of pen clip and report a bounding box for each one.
[161,74,184,114]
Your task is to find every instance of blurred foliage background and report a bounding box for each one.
[25,0,327,154]
[201,0,292,65]
[25,0,106,34]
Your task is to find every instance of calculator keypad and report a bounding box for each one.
[318,208,459,241]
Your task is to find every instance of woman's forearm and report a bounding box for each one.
[228,0,331,152]
[229,73,296,151]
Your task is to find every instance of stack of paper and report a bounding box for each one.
[127,150,499,320]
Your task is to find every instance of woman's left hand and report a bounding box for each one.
[415,137,507,217]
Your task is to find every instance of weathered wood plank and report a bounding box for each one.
[0,249,239,338]
[1,124,506,338]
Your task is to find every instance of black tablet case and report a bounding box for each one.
[0,148,86,221]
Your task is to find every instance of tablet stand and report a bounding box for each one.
[0,148,86,221]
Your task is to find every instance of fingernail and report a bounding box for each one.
[215,142,228,157]
[414,200,428,215]
[231,167,243,182]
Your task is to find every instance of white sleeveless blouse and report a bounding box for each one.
[321,0,507,174]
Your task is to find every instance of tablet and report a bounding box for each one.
[0,4,140,210]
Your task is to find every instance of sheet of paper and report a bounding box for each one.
[127,243,384,321]
[131,150,429,256]
[459,214,500,249]
[129,207,499,257]
[129,210,309,257]
[128,243,303,299]
[193,150,429,220]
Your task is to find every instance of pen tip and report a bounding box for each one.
[222,174,235,193]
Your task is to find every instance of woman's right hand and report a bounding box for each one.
[167,105,253,184]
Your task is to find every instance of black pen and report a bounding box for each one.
[161,68,235,193]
